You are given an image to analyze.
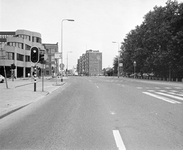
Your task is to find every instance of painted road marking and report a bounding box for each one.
[95,84,99,88]
[165,87,172,89]
[167,92,183,97]
[143,92,181,104]
[174,87,182,89]
[113,130,126,150]
[156,92,183,101]
[110,111,116,115]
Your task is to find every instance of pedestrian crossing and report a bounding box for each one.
[142,88,183,104]
[96,78,183,104]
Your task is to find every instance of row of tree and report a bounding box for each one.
[113,0,183,80]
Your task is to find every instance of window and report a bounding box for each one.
[6,52,14,60]
[51,49,55,53]
[17,53,24,61]
[51,55,55,61]
[36,37,39,43]
[32,36,34,42]
[25,55,30,62]
[48,49,51,54]
[25,44,31,50]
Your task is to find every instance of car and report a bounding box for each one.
[0,74,5,83]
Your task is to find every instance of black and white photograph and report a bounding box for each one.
[0,0,183,149]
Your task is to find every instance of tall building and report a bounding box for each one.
[0,30,45,78]
[77,50,102,76]
[42,43,59,76]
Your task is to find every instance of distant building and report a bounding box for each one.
[43,43,59,76]
[77,50,102,76]
[0,30,45,78]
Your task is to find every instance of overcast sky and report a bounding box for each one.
[0,0,174,69]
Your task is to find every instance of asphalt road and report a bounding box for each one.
[0,77,183,150]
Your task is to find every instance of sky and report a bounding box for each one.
[0,0,174,69]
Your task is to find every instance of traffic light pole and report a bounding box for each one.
[42,64,44,92]
[33,65,37,92]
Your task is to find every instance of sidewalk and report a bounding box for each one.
[0,77,66,119]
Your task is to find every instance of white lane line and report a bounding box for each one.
[113,130,126,150]
[159,90,166,92]
[143,92,181,104]
[167,92,183,97]
[165,87,172,89]
[137,87,142,89]
[174,87,182,89]
[118,84,125,87]
[156,92,183,101]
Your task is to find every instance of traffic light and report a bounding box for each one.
[30,47,39,63]
[39,54,44,63]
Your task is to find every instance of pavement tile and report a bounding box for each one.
[0,77,65,119]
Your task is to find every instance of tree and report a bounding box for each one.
[115,0,183,79]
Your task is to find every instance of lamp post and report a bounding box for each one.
[61,19,74,82]
[112,41,120,78]
[67,51,72,76]
[133,61,136,79]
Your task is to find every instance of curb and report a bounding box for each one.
[0,82,66,120]
[0,103,32,120]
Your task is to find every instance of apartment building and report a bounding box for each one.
[0,30,45,78]
[77,50,102,76]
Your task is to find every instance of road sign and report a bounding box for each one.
[119,63,123,67]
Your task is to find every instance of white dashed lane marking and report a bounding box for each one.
[113,130,126,150]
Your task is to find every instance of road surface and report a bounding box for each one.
[0,77,183,149]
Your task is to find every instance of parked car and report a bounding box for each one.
[0,74,5,83]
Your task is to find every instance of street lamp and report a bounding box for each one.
[61,19,74,82]
[112,41,120,78]
[133,61,136,79]
[67,51,72,76]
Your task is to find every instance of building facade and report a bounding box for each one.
[77,50,102,76]
[0,30,45,78]
[42,43,59,76]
